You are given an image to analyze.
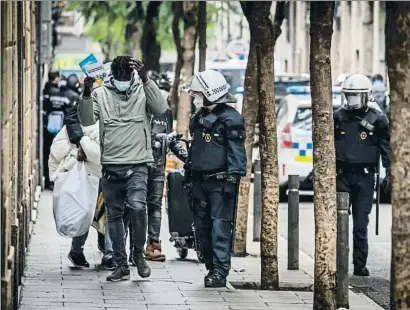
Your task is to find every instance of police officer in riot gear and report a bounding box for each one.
[60,75,80,104]
[183,70,246,287]
[335,74,390,276]
[66,73,83,95]
[43,71,74,190]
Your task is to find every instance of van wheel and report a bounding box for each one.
[279,186,287,203]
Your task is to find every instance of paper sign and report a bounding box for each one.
[79,54,109,86]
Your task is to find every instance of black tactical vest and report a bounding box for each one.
[190,111,227,173]
[334,108,379,166]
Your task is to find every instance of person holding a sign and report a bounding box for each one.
[78,56,168,282]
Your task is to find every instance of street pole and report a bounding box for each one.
[253,160,261,242]
[336,192,349,309]
[288,175,299,270]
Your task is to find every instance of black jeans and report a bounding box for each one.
[192,180,236,278]
[337,171,375,268]
[129,164,165,250]
[102,165,148,267]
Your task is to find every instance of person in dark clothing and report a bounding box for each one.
[128,73,188,262]
[183,70,246,287]
[335,74,390,277]
[43,71,61,190]
[78,56,168,282]
[66,73,83,95]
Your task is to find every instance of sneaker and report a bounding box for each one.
[68,251,90,268]
[101,256,116,271]
[145,241,166,262]
[353,266,370,276]
[133,251,151,278]
[204,271,226,288]
[106,265,131,282]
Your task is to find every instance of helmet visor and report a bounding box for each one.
[342,92,367,110]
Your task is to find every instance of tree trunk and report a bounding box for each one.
[234,1,285,260]
[125,2,144,59]
[170,2,183,120]
[198,1,207,72]
[234,41,257,256]
[239,1,280,290]
[386,3,410,309]
[176,1,198,138]
[141,1,162,72]
[309,2,337,310]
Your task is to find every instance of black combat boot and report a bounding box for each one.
[204,271,226,288]
[204,270,214,284]
[353,266,370,276]
[133,251,151,278]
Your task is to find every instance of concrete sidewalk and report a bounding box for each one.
[19,191,382,310]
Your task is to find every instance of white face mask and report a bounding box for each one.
[193,96,204,109]
[113,79,131,92]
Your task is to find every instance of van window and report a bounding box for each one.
[293,108,312,131]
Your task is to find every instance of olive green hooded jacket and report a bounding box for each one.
[77,77,168,165]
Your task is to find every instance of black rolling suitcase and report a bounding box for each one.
[167,168,193,237]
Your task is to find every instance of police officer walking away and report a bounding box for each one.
[334,74,390,276]
[183,70,246,287]
[43,71,75,189]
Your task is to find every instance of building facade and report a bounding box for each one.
[211,1,386,81]
[274,1,387,81]
[1,1,57,308]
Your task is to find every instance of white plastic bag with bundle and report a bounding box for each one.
[53,161,99,238]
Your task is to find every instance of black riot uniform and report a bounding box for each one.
[42,80,60,189]
[334,106,390,275]
[128,109,188,261]
[187,104,246,286]
[42,82,75,189]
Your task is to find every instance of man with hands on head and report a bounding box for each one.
[77,56,168,282]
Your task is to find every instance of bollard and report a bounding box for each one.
[287,175,299,270]
[253,160,262,242]
[336,192,350,309]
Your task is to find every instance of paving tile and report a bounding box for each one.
[18,192,382,310]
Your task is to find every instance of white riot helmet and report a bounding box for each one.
[182,69,237,109]
[341,74,372,110]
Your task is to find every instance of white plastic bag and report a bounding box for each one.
[53,161,99,238]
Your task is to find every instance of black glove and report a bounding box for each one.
[83,76,95,97]
[382,168,391,194]
[129,58,148,83]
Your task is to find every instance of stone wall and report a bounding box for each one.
[1,2,41,309]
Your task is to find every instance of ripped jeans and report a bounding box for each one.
[102,165,148,267]
[129,165,164,250]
